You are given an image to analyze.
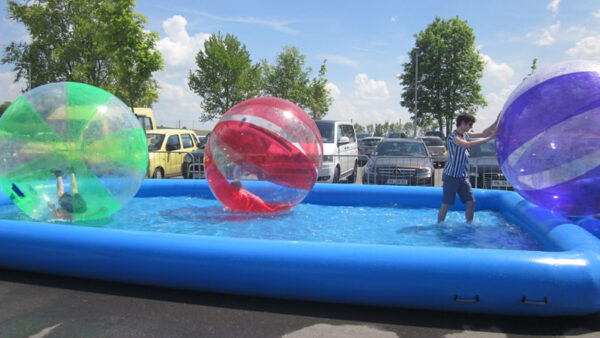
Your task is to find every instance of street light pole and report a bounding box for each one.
[413,50,418,138]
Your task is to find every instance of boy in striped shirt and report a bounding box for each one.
[437,113,499,224]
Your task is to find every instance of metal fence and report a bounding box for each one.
[468,163,513,191]
[183,161,205,179]
[173,155,514,192]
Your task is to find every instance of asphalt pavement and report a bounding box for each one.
[1,268,600,337]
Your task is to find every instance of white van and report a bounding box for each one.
[314,120,359,183]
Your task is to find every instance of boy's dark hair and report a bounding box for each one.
[456,113,476,127]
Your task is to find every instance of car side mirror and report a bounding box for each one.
[338,136,350,145]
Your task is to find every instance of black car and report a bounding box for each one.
[363,138,434,186]
[387,131,406,138]
[181,133,209,179]
[468,139,512,190]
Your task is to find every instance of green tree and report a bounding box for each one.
[102,0,163,108]
[188,32,262,121]
[353,123,365,133]
[2,0,162,107]
[399,16,486,137]
[262,46,332,119]
[0,101,11,118]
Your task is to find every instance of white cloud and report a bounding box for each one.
[170,9,296,34]
[156,15,210,69]
[390,16,397,22]
[477,85,516,129]
[594,9,600,19]
[397,55,405,64]
[325,55,359,68]
[566,36,600,59]
[481,54,514,84]
[326,82,341,97]
[354,73,389,100]
[152,79,212,130]
[534,21,560,46]
[0,71,25,103]
[547,0,560,15]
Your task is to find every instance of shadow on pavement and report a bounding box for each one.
[1,268,599,337]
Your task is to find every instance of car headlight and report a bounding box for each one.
[323,155,334,162]
[417,167,432,176]
[184,153,193,163]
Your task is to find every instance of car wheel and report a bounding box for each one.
[332,166,340,184]
[347,161,357,184]
[152,168,163,179]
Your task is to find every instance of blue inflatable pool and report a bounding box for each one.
[0,180,599,316]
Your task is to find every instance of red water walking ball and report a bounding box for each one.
[205,97,323,213]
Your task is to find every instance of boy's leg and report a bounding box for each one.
[439,174,457,224]
[465,201,476,224]
[71,173,78,194]
[56,176,64,197]
[458,177,476,224]
[438,203,451,223]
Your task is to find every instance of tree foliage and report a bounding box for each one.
[188,32,262,121]
[1,0,163,107]
[399,16,486,137]
[262,46,332,120]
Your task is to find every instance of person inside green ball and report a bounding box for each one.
[48,169,87,220]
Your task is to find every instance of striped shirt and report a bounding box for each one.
[443,130,470,178]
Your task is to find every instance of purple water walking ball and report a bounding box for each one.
[496,60,600,217]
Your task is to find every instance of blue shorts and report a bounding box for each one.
[442,174,474,205]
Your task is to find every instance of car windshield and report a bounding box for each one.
[146,133,165,151]
[470,141,497,157]
[360,138,381,147]
[198,136,208,149]
[316,123,334,143]
[376,142,428,157]
[421,138,443,146]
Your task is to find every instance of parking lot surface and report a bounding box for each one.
[1,269,599,337]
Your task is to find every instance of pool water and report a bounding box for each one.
[0,196,540,250]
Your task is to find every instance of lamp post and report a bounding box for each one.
[413,50,418,138]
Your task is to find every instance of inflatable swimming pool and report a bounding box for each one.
[0,180,599,316]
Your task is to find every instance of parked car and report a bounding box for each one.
[133,107,157,131]
[315,120,359,183]
[425,130,444,139]
[468,139,512,190]
[363,138,434,186]
[358,136,383,166]
[146,129,200,178]
[387,131,406,138]
[356,133,372,140]
[182,133,209,179]
[418,136,448,168]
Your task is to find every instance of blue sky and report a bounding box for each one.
[1,0,599,131]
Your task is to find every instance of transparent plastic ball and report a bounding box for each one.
[496,60,600,217]
[0,82,148,221]
[205,97,323,213]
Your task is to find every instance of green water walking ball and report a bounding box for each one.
[0,82,148,221]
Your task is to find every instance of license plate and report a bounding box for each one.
[491,180,510,187]
[387,179,408,185]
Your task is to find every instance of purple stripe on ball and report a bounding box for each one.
[496,60,600,217]
[497,71,600,164]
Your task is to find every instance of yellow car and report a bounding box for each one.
[146,129,200,178]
